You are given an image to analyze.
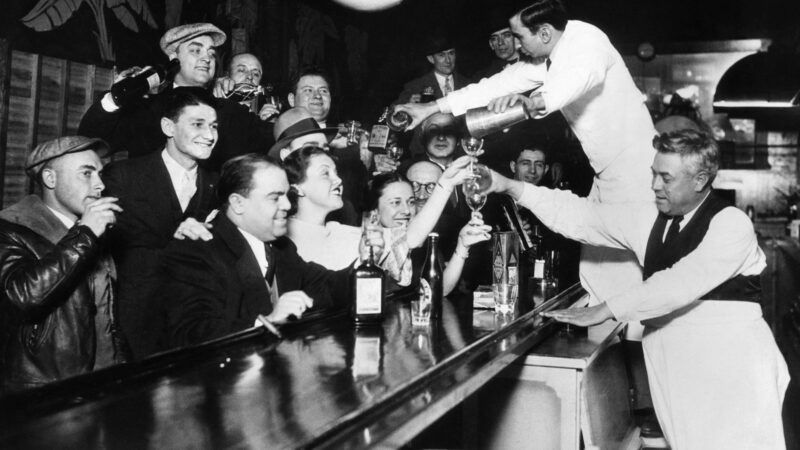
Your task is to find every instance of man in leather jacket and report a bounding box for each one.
[0,136,127,392]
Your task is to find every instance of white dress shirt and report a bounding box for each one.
[516,183,766,322]
[162,150,197,212]
[238,227,269,278]
[433,72,453,96]
[439,20,656,175]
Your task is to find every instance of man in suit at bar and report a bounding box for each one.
[158,154,382,349]
[486,129,790,448]
[395,34,472,105]
[102,88,220,359]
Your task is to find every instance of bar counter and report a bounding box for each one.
[0,284,586,449]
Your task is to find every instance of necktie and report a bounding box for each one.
[264,243,276,286]
[663,215,683,245]
[178,171,196,212]
[443,76,452,95]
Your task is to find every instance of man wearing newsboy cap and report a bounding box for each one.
[79,23,274,172]
[0,136,128,392]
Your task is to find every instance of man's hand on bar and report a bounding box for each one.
[542,303,614,327]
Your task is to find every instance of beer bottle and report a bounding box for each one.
[531,224,546,282]
[111,59,180,108]
[420,233,443,320]
[353,245,385,325]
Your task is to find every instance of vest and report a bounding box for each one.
[643,192,760,302]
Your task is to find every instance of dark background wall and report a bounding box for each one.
[2,0,799,121]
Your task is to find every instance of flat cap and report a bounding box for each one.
[25,136,109,178]
[160,23,226,56]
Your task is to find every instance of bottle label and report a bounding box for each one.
[368,124,390,149]
[419,279,432,304]
[356,278,382,314]
[534,258,545,279]
[508,266,518,285]
[146,72,161,91]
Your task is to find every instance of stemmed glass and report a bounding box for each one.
[460,136,484,172]
[462,176,487,220]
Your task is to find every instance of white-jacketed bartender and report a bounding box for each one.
[490,129,789,449]
[397,0,657,315]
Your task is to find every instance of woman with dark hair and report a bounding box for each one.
[367,156,491,294]
[284,145,362,270]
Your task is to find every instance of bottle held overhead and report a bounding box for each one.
[111,59,181,108]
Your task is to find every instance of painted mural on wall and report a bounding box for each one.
[21,0,158,61]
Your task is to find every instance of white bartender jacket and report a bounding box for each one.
[441,20,656,182]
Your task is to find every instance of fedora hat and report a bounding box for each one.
[268,107,339,159]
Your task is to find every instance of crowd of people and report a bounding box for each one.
[0,0,789,448]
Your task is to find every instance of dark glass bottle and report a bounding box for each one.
[386,108,411,132]
[531,225,546,282]
[353,246,385,325]
[420,233,443,320]
[420,86,436,103]
[111,59,180,108]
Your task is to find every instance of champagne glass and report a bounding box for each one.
[462,177,487,220]
[460,136,484,172]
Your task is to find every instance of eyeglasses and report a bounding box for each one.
[489,31,514,46]
[411,181,437,194]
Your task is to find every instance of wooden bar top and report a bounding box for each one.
[0,284,586,449]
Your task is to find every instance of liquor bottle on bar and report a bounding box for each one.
[111,59,180,108]
[420,233,443,320]
[353,245,385,325]
[531,224,546,282]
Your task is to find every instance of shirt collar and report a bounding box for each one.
[434,72,451,86]
[547,20,571,64]
[237,226,269,277]
[46,206,75,229]
[162,149,197,182]
[672,191,711,230]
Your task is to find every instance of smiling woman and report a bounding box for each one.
[284,145,362,270]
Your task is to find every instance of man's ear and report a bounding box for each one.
[426,55,435,65]
[161,117,176,138]
[287,93,296,108]
[544,163,550,174]
[694,171,711,192]
[228,193,245,215]
[41,168,57,190]
[509,161,516,174]
[539,25,552,44]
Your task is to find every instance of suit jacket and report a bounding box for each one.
[102,152,219,359]
[395,71,472,105]
[160,214,352,350]
[78,86,274,172]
